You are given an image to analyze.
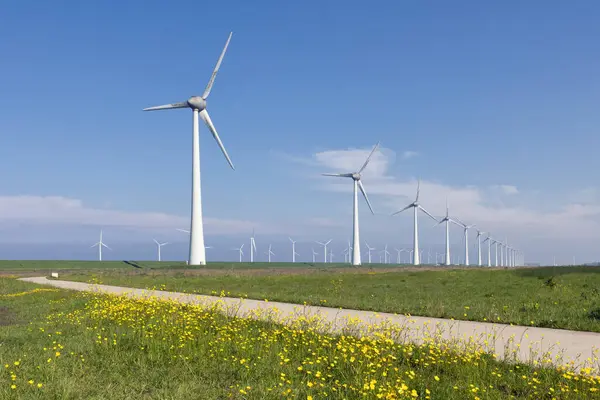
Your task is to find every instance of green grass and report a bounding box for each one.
[60,266,600,332]
[1,277,599,399]
[0,260,413,273]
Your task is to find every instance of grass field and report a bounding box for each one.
[2,277,599,399]
[59,266,600,333]
[0,260,421,273]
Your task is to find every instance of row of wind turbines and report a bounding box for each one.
[140,32,523,267]
[320,142,523,267]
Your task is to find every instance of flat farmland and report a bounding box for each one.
[60,266,600,332]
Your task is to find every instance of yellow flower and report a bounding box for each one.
[307,397,313,400]
[37,383,43,388]
[28,380,34,385]
[434,376,440,381]
[11,385,16,389]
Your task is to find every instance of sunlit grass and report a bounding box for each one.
[61,266,600,332]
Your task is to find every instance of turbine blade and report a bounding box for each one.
[203,32,233,99]
[325,239,332,245]
[415,178,421,202]
[322,173,353,177]
[143,102,188,111]
[358,142,381,173]
[200,109,235,170]
[176,228,190,234]
[358,180,375,214]
[90,242,99,248]
[418,206,438,222]
[102,244,111,250]
[153,239,159,245]
[450,219,463,228]
[391,203,413,216]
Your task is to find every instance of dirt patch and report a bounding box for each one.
[0,306,14,326]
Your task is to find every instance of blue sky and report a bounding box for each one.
[0,1,599,264]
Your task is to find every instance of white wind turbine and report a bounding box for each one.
[311,248,318,263]
[454,220,476,266]
[153,239,169,262]
[316,240,332,263]
[365,243,375,264]
[383,244,390,264]
[391,180,438,265]
[249,230,257,263]
[434,200,459,266]
[394,248,402,264]
[91,230,111,261]
[475,230,486,266]
[321,143,379,266]
[483,234,493,267]
[289,237,298,263]
[265,244,275,263]
[233,244,244,262]
[144,33,235,266]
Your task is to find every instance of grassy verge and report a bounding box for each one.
[60,266,600,332]
[2,277,599,399]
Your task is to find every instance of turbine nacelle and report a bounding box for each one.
[352,172,361,180]
[187,96,207,111]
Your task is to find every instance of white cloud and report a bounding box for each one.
[287,146,600,242]
[0,195,271,235]
[401,150,419,159]
[491,185,519,195]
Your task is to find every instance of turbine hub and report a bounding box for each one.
[187,96,207,110]
[352,173,361,180]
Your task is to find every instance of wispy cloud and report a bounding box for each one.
[401,150,419,159]
[0,195,275,236]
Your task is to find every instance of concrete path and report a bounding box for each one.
[20,276,600,372]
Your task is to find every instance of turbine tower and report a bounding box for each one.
[322,143,379,266]
[476,230,487,266]
[91,230,111,261]
[483,232,494,267]
[454,220,476,266]
[435,200,458,266]
[153,239,169,262]
[143,33,235,266]
[266,244,275,263]
[391,180,438,265]
[316,240,332,263]
[250,230,257,263]
[365,243,375,263]
[289,237,298,263]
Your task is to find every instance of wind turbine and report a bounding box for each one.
[233,244,244,262]
[144,33,235,266]
[365,243,375,263]
[483,234,493,267]
[454,220,476,266]
[475,230,485,266]
[322,143,379,266]
[91,230,111,261]
[153,239,169,262]
[265,244,275,263]
[392,180,438,265]
[311,248,318,263]
[316,240,332,263]
[289,237,298,263]
[434,200,459,266]
[383,244,390,264]
[249,230,257,263]
[394,248,402,264]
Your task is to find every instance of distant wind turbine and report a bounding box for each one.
[91,230,111,261]
[475,230,485,266]
[249,230,257,263]
[392,179,438,265]
[322,143,379,266]
[233,244,244,263]
[289,237,298,263]
[483,234,493,267]
[311,248,318,263]
[153,239,169,262]
[144,33,235,266]
[454,220,476,266]
[365,243,375,264]
[265,244,275,263]
[316,240,332,263]
[434,200,459,266]
[383,244,390,264]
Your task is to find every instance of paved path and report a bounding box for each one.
[20,277,600,372]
